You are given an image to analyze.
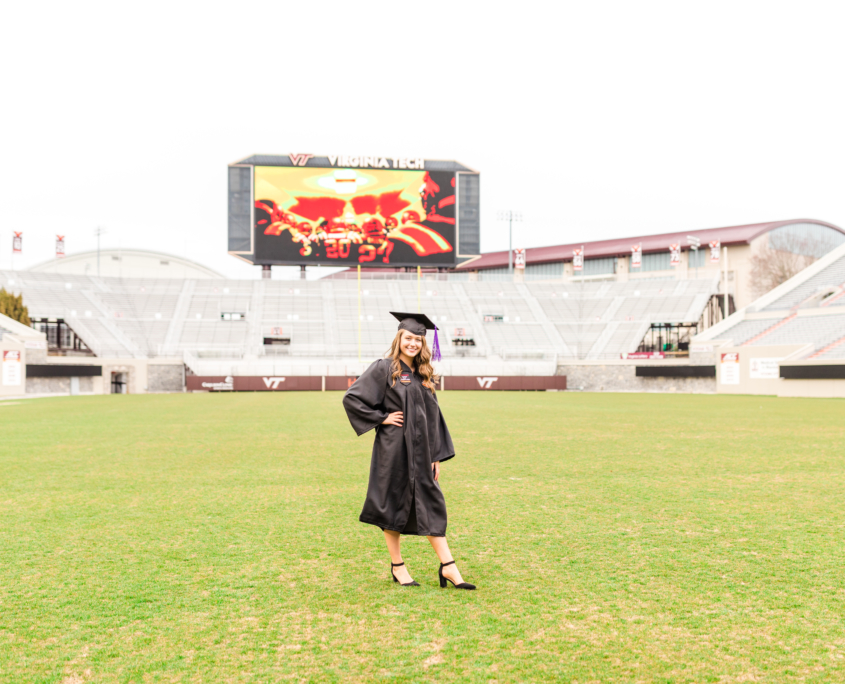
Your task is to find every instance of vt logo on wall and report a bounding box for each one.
[476,377,499,389]
[262,377,286,389]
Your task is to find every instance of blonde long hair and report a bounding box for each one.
[386,330,439,395]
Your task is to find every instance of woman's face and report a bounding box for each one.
[399,330,423,359]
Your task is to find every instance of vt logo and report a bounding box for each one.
[476,377,498,389]
[288,153,314,167]
[263,377,286,389]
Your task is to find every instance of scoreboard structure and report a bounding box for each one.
[228,154,480,269]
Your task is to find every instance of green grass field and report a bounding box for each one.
[2,392,844,683]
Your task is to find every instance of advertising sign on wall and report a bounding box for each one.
[749,357,782,379]
[253,167,456,267]
[2,350,22,386]
[720,352,740,385]
[621,351,664,360]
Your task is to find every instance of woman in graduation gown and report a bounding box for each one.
[342,312,476,590]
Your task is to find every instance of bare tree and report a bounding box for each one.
[749,233,825,299]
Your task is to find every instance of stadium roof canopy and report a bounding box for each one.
[457,219,845,270]
[28,248,224,279]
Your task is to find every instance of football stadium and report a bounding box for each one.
[2,152,843,399]
[3,154,845,682]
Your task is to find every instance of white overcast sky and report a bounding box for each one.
[2,1,843,279]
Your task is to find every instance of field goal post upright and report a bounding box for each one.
[417,265,421,312]
[358,264,361,362]
[723,245,728,320]
[577,245,585,359]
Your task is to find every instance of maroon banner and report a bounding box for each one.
[187,376,321,391]
[443,376,567,391]
[620,352,665,360]
[325,376,358,391]
[326,376,444,391]
[237,376,322,391]
[188,375,566,392]
[187,376,233,391]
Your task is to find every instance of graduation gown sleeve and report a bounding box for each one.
[433,403,456,463]
[342,359,390,436]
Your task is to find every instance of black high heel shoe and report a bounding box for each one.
[391,562,420,587]
[439,560,476,590]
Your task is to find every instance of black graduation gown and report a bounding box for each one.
[342,358,455,537]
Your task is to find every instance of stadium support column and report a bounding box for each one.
[300,265,306,280]
[262,265,271,279]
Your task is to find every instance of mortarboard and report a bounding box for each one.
[389,311,441,361]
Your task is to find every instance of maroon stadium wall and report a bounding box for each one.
[187,376,566,392]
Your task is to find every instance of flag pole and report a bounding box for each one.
[357,264,362,362]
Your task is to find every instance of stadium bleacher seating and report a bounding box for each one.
[1,269,721,364]
[760,252,845,311]
[695,243,845,358]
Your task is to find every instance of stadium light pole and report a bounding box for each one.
[94,226,107,277]
[497,210,522,277]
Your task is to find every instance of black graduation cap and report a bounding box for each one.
[390,311,436,335]
[389,311,441,361]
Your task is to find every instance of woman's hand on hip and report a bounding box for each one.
[432,460,440,481]
[382,411,403,427]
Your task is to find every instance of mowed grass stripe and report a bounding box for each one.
[1,392,844,682]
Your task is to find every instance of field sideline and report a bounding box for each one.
[1,392,844,682]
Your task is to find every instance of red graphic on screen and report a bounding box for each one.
[351,195,377,215]
[255,169,455,264]
[288,197,346,222]
[420,173,455,225]
[350,191,411,219]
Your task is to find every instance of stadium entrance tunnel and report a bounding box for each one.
[111,372,128,394]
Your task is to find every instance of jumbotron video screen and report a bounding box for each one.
[253,167,456,267]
